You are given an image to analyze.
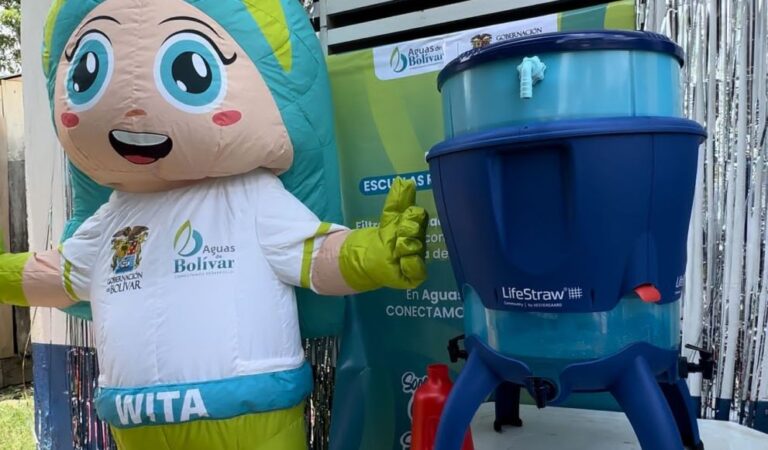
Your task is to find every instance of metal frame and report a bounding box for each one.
[317,0,602,53]
[325,0,396,15]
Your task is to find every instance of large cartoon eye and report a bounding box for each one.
[66,32,114,111]
[155,32,227,113]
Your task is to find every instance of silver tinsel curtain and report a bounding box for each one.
[637,0,768,429]
[64,317,337,450]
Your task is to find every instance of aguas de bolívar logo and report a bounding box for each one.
[173,221,236,277]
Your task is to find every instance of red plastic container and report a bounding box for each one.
[411,364,474,450]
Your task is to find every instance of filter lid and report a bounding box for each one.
[427,116,706,161]
[437,30,685,91]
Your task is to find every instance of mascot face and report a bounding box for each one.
[52,0,293,192]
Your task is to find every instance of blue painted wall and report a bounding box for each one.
[33,343,75,450]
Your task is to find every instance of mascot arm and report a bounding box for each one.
[303,178,429,296]
[0,244,75,308]
[0,203,109,308]
[256,175,427,296]
[333,178,428,293]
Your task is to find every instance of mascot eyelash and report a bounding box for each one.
[162,31,238,65]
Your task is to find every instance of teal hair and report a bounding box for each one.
[44,0,344,337]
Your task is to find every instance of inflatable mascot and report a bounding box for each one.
[0,0,428,448]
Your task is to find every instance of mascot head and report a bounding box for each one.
[43,0,335,193]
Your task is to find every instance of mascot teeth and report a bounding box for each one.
[111,130,169,146]
[108,129,174,164]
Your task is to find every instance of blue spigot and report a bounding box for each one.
[517,56,546,99]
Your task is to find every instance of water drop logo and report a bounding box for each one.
[390,46,408,73]
[174,220,203,257]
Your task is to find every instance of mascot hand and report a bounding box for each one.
[0,232,30,307]
[339,178,428,291]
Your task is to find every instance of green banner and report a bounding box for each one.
[328,3,635,449]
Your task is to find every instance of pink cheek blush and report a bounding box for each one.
[212,110,242,127]
[61,112,80,128]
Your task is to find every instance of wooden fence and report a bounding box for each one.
[0,74,32,389]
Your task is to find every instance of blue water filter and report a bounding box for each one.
[427,32,707,450]
[438,31,685,138]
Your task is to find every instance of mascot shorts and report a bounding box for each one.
[111,403,307,450]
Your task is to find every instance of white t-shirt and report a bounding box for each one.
[61,169,344,390]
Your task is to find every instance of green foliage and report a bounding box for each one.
[0,385,35,450]
[0,0,20,75]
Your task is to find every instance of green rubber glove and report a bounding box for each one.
[339,178,428,292]
[0,232,30,307]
